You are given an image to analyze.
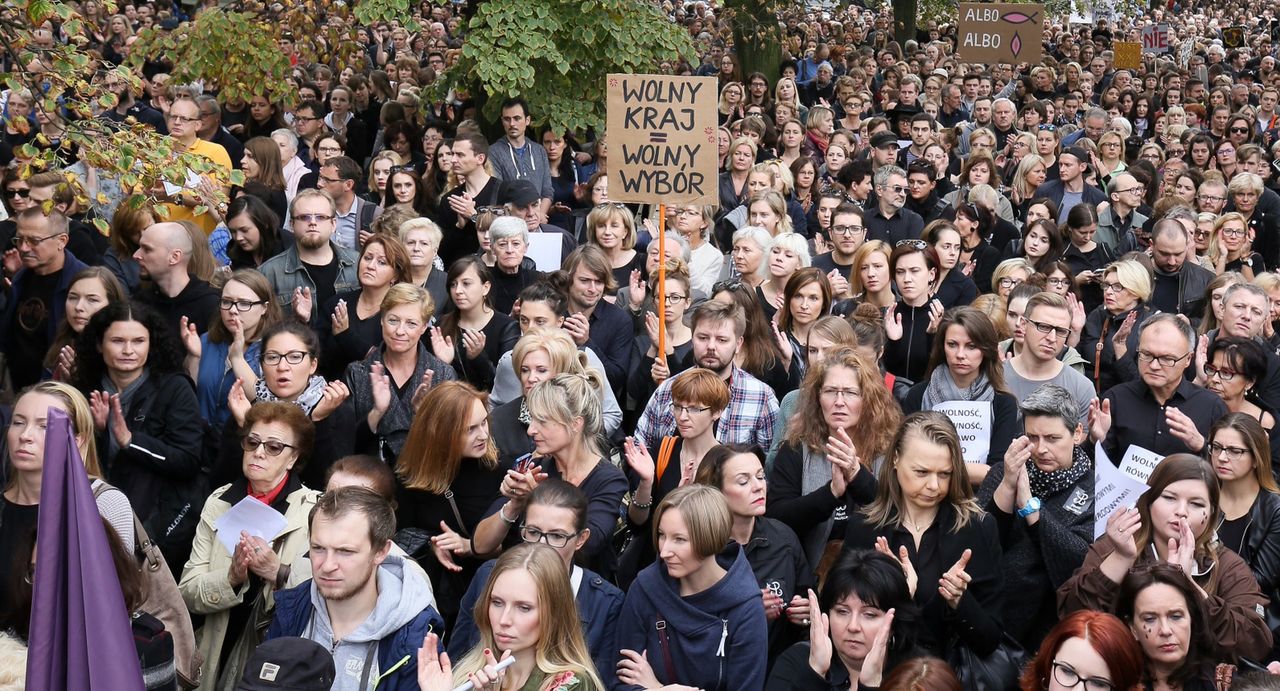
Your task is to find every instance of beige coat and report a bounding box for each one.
[178,483,318,690]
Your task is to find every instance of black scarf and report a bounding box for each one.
[1027,446,1091,498]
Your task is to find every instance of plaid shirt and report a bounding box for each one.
[635,366,779,451]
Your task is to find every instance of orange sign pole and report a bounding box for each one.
[657,204,667,360]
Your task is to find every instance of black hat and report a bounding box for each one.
[236,638,335,691]
[1062,146,1091,165]
[870,131,899,149]
[886,104,923,129]
[499,179,540,208]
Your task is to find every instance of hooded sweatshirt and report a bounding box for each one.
[615,543,768,691]
[295,555,438,691]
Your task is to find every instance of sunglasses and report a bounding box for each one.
[896,239,929,250]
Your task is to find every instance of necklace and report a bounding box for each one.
[902,515,931,533]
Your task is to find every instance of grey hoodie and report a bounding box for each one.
[305,555,434,691]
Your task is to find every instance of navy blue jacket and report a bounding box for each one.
[615,543,768,691]
[267,579,445,691]
[1032,179,1106,218]
[449,560,625,689]
[0,250,88,355]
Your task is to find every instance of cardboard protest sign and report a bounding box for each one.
[1113,42,1142,70]
[1094,442,1149,539]
[934,401,992,464]
[1142,24,1169,54]
[957,3,1043,64]
[606,74,719,207]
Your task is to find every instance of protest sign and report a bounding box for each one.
[1179,38,1194,66]
[1119,444,1163,484]
[1113,42,1142,70]
[933,401,992,464]
[1094,442,1149,539]
[957,3,1044,64]
[1141,24,1169,53]
[525,232,562,272]
[606,74,719,207]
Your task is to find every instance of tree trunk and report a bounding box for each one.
[725,0,781,82]
[894,0,917,46]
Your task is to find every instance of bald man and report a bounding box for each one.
[133,221,221,339]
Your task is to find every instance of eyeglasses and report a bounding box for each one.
[1026,318,1072,340]
[1221,227,1248,238]
[384,315,423,331]
[880,184,907,195]
[168,114,200,124]
[896,239,928,250]
[1114,186,1143,195]
[519,525,579,548]
[998,277,1024,289]
[220,298,266,312]
[1136,350,1190,367]
[317,175,343,185]
[1101,281,1126,294]
[675,208,703,217]
[1051,662,1114,691]
[292,213,334,224]
[4,187,30,198]
[673,403,712,416]
[1230,127,1251,134]
[820,387,862,401]
[293,115,320,123]
[241,434,297,456]
[10,232,64,248]
[1037,124,1057,132]
[830,224,865,236]
[1208,441,1249,462]
[263,350,311,365]
[663,293,688,305]
[317,146,344,154]
[1198,194,1226,203]
[1204,363,1240,382]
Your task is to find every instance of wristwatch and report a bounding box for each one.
[1017,497,1042,518]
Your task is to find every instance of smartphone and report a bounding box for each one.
[514,453,536,474]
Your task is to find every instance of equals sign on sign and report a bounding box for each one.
[649,132,668,143]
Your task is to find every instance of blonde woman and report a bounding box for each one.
[1095,131,1127,188]
[1206,212,1262,280]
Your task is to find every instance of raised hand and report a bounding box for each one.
[1106,506,1142,559]
[827,268,851,297]
[1168,519,1198,575]
[617,649,661,689]
[369,362,392,414]
[1112,310,1138,359]
[806,588,832,677]
[1088,397,1112,443]
[240,533,281,582]
[939,548,973,609]
[564,313,591,346]
[2,248,21,277]
[875,537,919,597]
[465,648,511,691]
[859,608,896,688]
[178,316,202,358]
[53,344,77,381]
[461,328,486,360]
[227,320,247,361]
[428,326,456,364]
[885,304,903,341]
[410,372,435,410]
[1002,436,1032,488]
[1193,334,1209,384]
[291,286,313,322]
[771,320,794,365]
[650,356,670,386]
[1165,406,1204,452]
[227,378,252,426]
[416,633,452,691]
[430,520,472,571]
[623,436,656,483]
[311,380,350,421]
[1068,292,1086,334]
[925,299,945,335]
[332,299,350,335]
[825,426,860,496]
[628,268,647,310]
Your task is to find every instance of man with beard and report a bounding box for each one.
[1148,217,1213,320]
[635,300,778,451]
[259,189,359,322]
[100,70,165,132]
[267,487,443,691]
[0,209,86,391]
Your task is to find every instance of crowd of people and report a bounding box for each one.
[13,0,1280,690]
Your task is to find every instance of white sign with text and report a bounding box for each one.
[934,400,992,464]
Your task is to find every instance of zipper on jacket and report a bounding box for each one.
[715,618,728,688]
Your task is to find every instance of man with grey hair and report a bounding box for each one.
[273,128,309,202]
[865,165,922,246]
[133,221,221,339]
[990,97,1018,149]
[1148,216,1213,318]
[194,94,245,171]
[975,383,1092,649]
[1095,173,1147,253]
[1092,312,1226,461]
[1062,108,1109,147]
[1196,282,1280,411]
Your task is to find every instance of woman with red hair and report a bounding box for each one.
[1020,610,1143,691]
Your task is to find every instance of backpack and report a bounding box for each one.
[93,481,203,689]
[132,611,177,691]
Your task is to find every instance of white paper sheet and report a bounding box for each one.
[1094,441,1150,539]
[525,232,563,271]
[1119,444,1163,484]
[934,400,993,464]
[213,496,288,555]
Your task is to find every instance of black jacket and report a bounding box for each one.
[1080,303,1152,393]
[1236,490,1280,642]
[98,372,206,571]
[882,300,933,382]
[745,517,816,659]
[933,268,977,308]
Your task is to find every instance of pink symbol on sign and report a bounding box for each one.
[1000,10,1039,23]
[609,78,619,88]
[705,126,716,143]
[1010,32,1023,58]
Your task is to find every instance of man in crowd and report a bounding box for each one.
[158,97,233,235]
[259,189,360,321]
[501,179,576,264]
[904,161,946,224]
[317,156,381,251]
[267,487,443,691]
[864,165,922,246]
[635,300,779,451]
[1003,292,1097,425]
[438,133,502,266]
[488,98,552,214]
[1149,217,1214,318]
[1033,147,1105,225]
[0,209,86,390]
[133,221,221,339]
[561,245,631,394]
[195,95,245,171]
[812,203,865,287]
[292,100,327,169]
[1094,173,1147,253]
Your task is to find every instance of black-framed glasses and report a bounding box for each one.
[263,350,311,366]
[672,403,712,416]
[895,239,928,250]
[1204,364,1239,382]
[241,434,297,456]
[1230,126,1251,134]
[4,187,30,198]
[220,298,266,312]
[662,293,688,305]
[1136,350,1190,367]
[830,224,865,236]
[1050,661,1114,691]
[1208,441,1248,461]
[519,524,579,548]
[1026,317,1071,340]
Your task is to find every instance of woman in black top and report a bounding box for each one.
[883,241,943,383]
[840,411,1005,661]
[618,369,729,587]
[236,136,288,223]
[953,202,1001,296]
[1080,259,1154,393]
[925,220,978,308]
[1062,204,1116,315]
[429,257,520,392]
[319,235,411,379]
[224,195,284,270]
[1114,565,1225,691]
[395,381,503,626]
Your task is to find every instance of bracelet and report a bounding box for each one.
[631,496,653,510]
[499,503,518,525]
